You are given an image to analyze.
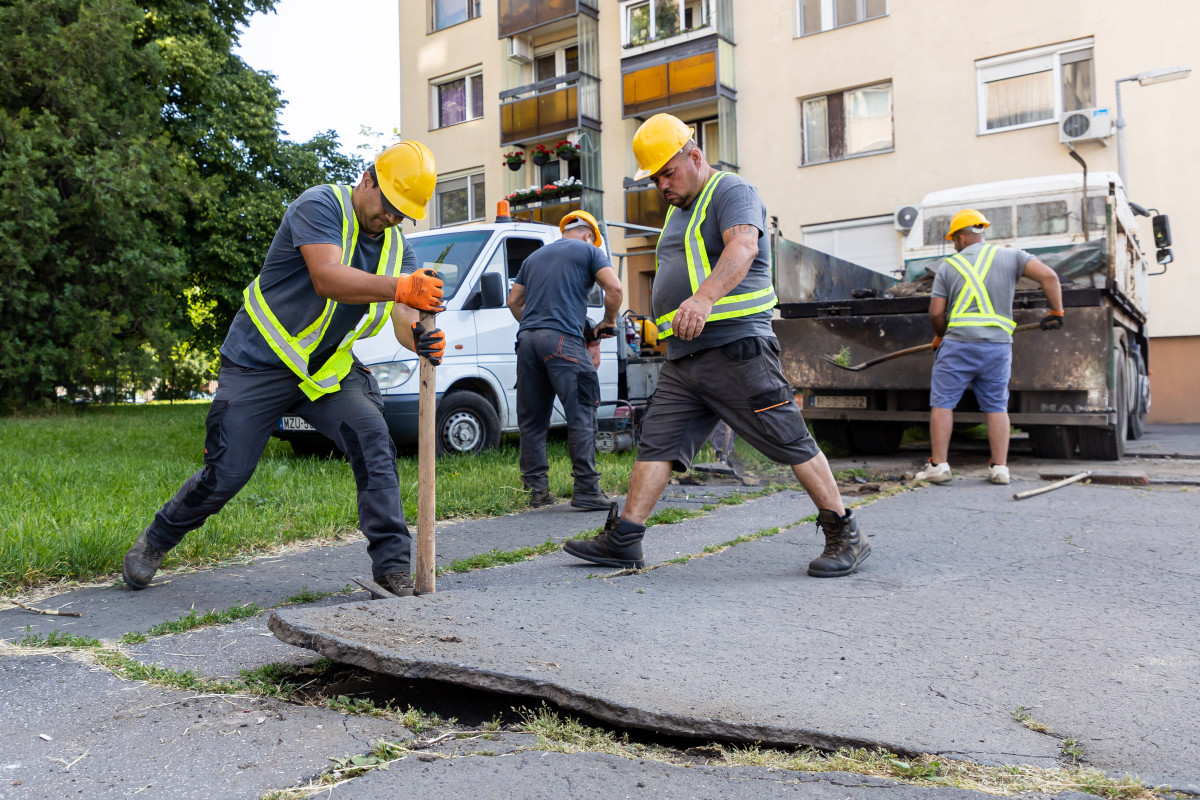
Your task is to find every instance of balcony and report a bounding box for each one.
[621,34,734,118]
[508,187,603,228]
[500,72,600,147]
[621,0,732,54]
[623,182,669,232]
[499,0,597,39]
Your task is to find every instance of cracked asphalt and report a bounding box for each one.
[2,424,1198,799]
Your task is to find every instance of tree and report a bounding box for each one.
[0,0,365,409]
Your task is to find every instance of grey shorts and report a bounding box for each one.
[636,337,822,472]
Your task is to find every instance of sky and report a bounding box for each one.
[235,0,401,158]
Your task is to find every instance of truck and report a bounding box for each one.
[772,172,1166,460]
[275,208,664,457]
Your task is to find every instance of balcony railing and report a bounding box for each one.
[499,0,597,39]
[508,188,603,227]
[500,72,600,146]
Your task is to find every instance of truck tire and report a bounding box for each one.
[1027,426,1077,459]
[848,422,904,455]
[1127,348,1149,440]
[1078,357,1127,461]
[436,390,501,456]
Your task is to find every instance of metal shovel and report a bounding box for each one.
[822,323,1041,372]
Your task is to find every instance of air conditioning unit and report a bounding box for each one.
[506,36,533,65]
[894,205,919,233]
[1059,107,1114,144]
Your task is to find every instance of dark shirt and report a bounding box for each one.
[220,184,417,370]
[514,238,611,338]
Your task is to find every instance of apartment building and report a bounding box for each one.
[401,0,1198,422]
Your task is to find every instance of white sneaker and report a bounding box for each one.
[988,464,1010,485]
[915,461,952,484]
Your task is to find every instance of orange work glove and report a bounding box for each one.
[395,268,445,312]
[411,321,445,366]
[931,335,943,352]
[1040,309,1064,330]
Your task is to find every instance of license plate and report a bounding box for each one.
[278,415,316,432]
[810,395,867,409]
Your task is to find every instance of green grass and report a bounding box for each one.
[440,539,562,574]
[0,403,637,590]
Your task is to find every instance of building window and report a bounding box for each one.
[431,0,480,32]
[623,0,711,48]
[434,172,486,227]
[976,39,1094,134]
[432,70,484,128]
[533,44,579,84]
[801,82,893,165]
[798,0,886,36]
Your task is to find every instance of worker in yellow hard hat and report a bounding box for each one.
[505,208,623,511]
[916,208,1064,487]
[123,142,446,600]
[565,113,871,579]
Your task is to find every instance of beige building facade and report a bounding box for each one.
[401,0,1199,422]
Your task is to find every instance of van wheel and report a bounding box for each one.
[436,391,501,455]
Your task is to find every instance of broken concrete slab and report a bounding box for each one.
[0,653,409,800]
[271,484,1200,792]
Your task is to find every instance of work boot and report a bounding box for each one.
[915,459,952,484]
[529,489,556,508]
[379,572,416,597]
[563,502,646,569]
[988,463,1010,485]
[570,488,611,511]
[122,530,168,590]
[807,508,870,578]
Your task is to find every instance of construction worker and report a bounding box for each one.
[915,209,1064,485]
[506,210,623,510]
[564,114,870,578]
[122,142,447,598]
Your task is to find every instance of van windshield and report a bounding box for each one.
[404,230,492,299]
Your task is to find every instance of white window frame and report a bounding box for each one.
[975,38,1094,135]
[798,81,894,166]
[430,67,483,130]
[430,0,480,33]
[795,0,888,38]
[530,40,579,85]
[433,170,486,228]
[620,0,710,48]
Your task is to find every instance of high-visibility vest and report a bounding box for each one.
[243,184,402,400]
[654,171,777,339]
[944,244,1016,334]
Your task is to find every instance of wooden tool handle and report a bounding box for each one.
[415,310,437,594]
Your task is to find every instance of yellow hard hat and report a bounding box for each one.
[945,208,990,240]
[375,140,437,221]
[632,114,695,180]
[560,210,604,249]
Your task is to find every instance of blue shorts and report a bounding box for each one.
[930,339,1012,413]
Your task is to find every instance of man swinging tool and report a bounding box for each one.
[564,114,870,578]
[915,209,1063,486]
[122,141,446,598]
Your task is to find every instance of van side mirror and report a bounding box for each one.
[478,272,506,309]
[1152,214,1172,248]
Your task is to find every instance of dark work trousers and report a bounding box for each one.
[143,358,410,580]
[516,329,601,495]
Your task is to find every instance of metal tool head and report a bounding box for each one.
[821,353,863,371]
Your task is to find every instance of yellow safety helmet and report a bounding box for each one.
[559,210,604,249]
[945,208,990,240]
[375,140,437,221]
[632,113,695,180]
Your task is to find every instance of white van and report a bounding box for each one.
[276,219,619,456]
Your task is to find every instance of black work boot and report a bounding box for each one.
[122,530,168,590]
[529,489,556,508]
[379,572,417,597]
[807,508,870,578]
[563,502,646,568]
[570,488,611,511]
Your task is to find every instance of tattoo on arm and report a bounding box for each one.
[728,224,759,237]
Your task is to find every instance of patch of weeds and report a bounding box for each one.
[279,586,336,606]
[664,556,690,565]
[833,346,852,367]
[144,603,260,637]
[482,714,503,732]
[397,706,446,733]
[439,539,562,574]
[476,749,497,756]
[834,467,869,482]
[96,650,235,694]
[1061,738,1083,763]
[16,629,100,648]
[568,527,603,541]
[240,663,305,699]
[645,507,704,526]
[516,703,630,755]
[1012,705,1050,733]
[119,631,148,645]
[326,694,387,717]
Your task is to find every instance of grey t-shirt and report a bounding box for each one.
[932,242,1031,344]
[514,238,610,338]
[220,185,417,370]
[651,172,775,359]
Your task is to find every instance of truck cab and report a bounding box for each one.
[276,217,620,456]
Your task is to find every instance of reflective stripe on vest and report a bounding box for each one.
[944,244,1016,334]
[243,184,401,400]
[653,171,777,338]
